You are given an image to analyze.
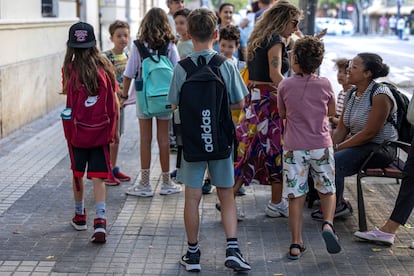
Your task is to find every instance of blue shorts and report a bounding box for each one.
[177,155,234,189]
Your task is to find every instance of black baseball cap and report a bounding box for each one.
[67,22,96,49]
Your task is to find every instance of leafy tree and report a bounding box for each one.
[209,0,249,12]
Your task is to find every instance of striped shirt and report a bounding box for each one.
[343,81,398,144]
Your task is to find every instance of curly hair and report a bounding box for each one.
[62,46,116,96]
[293,35,324,74]
[247,0,301,61]
[219,25,240,45]
[137,7,176,49]
[357,52,389,79]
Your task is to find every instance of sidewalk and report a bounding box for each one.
[0,93,413,274]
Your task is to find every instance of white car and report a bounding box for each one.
[316,17,354,36]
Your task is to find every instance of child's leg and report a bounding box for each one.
[216,187,237,238]
[156,118,170,173]
[72,176,84,205]
[139,118,153,169]
[319,192,336,228]
[92,178,106,215]
[271,182,283,204]
[184,186,203,243]
[288,195,306,255]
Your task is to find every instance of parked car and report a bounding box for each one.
[315,17,355,36]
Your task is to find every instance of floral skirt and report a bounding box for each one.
[234,83,283,185]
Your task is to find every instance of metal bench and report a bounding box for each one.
[356,140,411,231]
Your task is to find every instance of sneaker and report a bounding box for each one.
[71,210,87,231]
[126,183,154,197]
[91,218,106,243]
[202,178,213,194]
[224,248,251,272]
[265,199,289,218]
[311,200,353,220]
[180,250,201,272]
[105,173,121,186]
[113,167,131,182]
[160,182,182,195]
[170,169,182,184]
[354,227,395,246]
[215,203,245,222]
[236,186,246,196]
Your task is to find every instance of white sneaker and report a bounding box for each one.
[354,227,395,245]
[160,182,182,195]
[126,183,154,197]
[265,198,289,218]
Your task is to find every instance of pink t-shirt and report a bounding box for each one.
[277,74,335,151]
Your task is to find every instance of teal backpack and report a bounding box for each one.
[134,40,173,117]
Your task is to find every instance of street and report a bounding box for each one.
[320,34,414,96]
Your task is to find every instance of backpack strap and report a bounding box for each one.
[179,54,227,78]
[134,40,169,63]
[369,82,397,127]
[179,57,198,77]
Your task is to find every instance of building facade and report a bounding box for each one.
[0,0,164,138]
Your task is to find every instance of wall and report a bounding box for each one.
[0,0,78,138]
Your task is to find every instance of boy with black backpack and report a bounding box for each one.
[168,8,251,272]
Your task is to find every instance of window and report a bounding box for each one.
[42,0,59,17]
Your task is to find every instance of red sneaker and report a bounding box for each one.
[71,209,87,231]
[113,167,131,182]
[91,218,106,243]
[105,173,121,186]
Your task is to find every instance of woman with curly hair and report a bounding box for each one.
[121,7,181,197]
[233,0,301,218]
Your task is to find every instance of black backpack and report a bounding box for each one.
[176,54,235,162]
[370,82,414,143]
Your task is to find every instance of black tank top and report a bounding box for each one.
[247,34,289,82]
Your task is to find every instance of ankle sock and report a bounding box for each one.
[162,171,170,185]
[113,166,119,174]
[187,242,199,253]
[227,238,239,249]
[141,169,150,186]
[96,202,106,219]
[75,201,84,215]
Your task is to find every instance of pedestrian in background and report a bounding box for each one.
[103,20,132,186]
[278,35,341,259]
[120,7,182,197]
[62,22,118,243]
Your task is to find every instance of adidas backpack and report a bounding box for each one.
[134,40,173,117]
[62,67,117,148]
[370,82,414,143]
[176,54,235,162]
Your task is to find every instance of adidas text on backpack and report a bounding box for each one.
[176,54,235,162]
[371,82,414,143]
[134,40,173,117]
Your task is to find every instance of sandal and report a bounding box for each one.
[322,221,342,254]
[287,243,306,260]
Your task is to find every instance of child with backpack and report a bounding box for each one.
[119,7,182,197]
[102,20,131,186]
[168,8,251,272]
[62,22,117,243]
[277,36,341,259]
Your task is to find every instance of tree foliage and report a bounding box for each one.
[210,0,249,12]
